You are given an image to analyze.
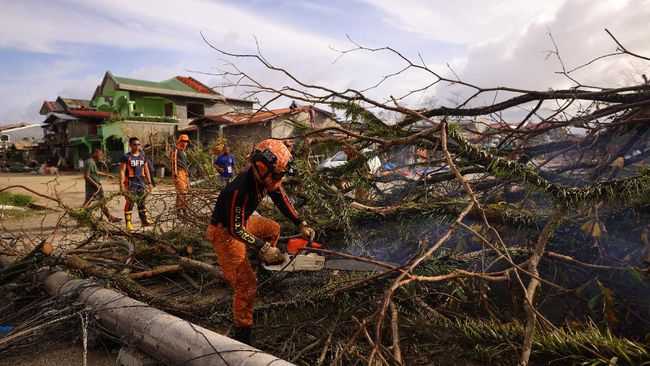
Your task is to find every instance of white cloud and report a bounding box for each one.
[358,0,650,117]
[360,0,566,45]
[456,0,650,92]
[0,0,345,56]
[0,60,104,123]
[1,0,648,125]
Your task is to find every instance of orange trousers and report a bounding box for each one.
[173,169,189,210]
[206,216,280,327]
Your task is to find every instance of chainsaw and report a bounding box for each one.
[262,236,394,272]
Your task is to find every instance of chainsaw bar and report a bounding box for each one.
[262,253,394,272]
[324,259,393,272]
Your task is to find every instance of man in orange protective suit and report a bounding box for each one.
[170,134,190,213]
[206,139,315,345]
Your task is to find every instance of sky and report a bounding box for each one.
[0,0,649,125]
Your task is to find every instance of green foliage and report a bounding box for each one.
[415,251,459,277]
[0,191,33,207]
[447,127,650,206]
[331,101,402,139]
[68,206,96,227]
[185,137,252,182]
[456,319,649,365]
[185,142,218,178]
[0,208,38,219]
[331,101,383,126]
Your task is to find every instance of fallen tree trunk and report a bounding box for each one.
[40,269,294,366]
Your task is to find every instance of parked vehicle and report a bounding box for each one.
[317,150,382,174]
[317,151,349,170]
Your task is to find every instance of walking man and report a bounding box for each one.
[119,137,155,231]
[206,139,315,345]
[170,134,190,212]
[213,145,237,183]
[83,148,121,222]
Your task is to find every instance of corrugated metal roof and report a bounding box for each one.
[175,76,218,95]
[178,125,198,132]
[59,98,92,110]
[113,75,196,93]
[194,105,333,126]
[50,113,77,120]
[103,72,250,103]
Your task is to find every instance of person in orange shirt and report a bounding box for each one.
[205,139,315,345]
[170,134,190,213]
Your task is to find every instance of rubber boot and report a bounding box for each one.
[124,212,134,231]
[233,326,251,345]
[139,209,154,227]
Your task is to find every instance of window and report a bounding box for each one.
[165,103,174,117]
[187,103,205,118]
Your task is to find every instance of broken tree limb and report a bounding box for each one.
[389,300,403,366]
[178,256,225,279]
[128,264,183,280]
[64,255,214,315]
[520,205,566,366]
[40,269,294,365]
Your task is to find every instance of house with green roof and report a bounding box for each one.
[40,72,253,169]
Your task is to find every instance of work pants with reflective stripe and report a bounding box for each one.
[206,216,280,327]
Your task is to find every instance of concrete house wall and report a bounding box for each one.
[222,123,272,147]
[67,120,96,138]
[271,111,338,139]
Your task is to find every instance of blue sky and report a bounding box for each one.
[1,0,648,124]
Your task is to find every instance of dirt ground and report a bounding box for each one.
[0,172,178,366]
[0,340,117,366]
[0,172,176,233]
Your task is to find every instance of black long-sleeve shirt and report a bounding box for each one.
[210,168,302,249]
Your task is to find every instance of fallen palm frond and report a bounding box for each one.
[456,319,649,365]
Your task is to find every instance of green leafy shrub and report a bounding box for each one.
[0,191,33,207]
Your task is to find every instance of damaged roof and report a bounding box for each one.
[193,105,335,126]
[41,96,110,123]
[39,100,65,115]
[59,98,92,110]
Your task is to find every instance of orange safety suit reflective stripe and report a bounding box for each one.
[206,216,280,327]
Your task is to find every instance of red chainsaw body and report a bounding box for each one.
[286,238,322,254]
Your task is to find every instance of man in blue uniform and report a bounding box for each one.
[213,145,237,183]
[119,137,155,231]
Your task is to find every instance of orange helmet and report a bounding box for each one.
[250,139,294,190]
